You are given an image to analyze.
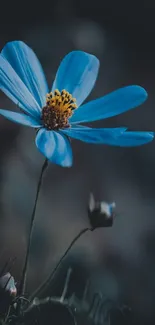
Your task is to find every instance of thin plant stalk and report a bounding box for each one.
[19,158,48,298]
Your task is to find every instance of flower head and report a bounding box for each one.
[0,41,153,167]
[42,90,77,130]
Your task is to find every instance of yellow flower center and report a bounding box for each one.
[41,89,77,130]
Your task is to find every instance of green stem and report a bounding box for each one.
[30,227,90,301]
[19,158,48,298]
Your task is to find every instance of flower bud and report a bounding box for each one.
[0,272,17,298]
[88,193,116,230]
[0,272,17,316]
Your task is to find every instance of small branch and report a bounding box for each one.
[4,305,11,324]
[60,268,72,303]
[82,279,90,302]
[30,227,90,300]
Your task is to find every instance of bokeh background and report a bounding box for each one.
[0,1,155,324]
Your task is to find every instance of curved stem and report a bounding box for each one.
[19,158,48,298]
[30,227,90,301]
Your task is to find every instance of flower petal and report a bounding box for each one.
[70,85,148,124]
[109,131,154,146]
[35,128,73,167]
[52,51,99,107]
[0,109,42,127]
[62,127,154,146]
[0,54,41,118]
[62,126,127,144]
[1,41,48,108]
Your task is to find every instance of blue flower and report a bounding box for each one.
[0,41,153,167]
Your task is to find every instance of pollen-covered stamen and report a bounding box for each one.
[41,89,77,130]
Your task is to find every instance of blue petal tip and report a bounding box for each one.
[132,85,148,101]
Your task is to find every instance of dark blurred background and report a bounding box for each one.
[0,0,155,324]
